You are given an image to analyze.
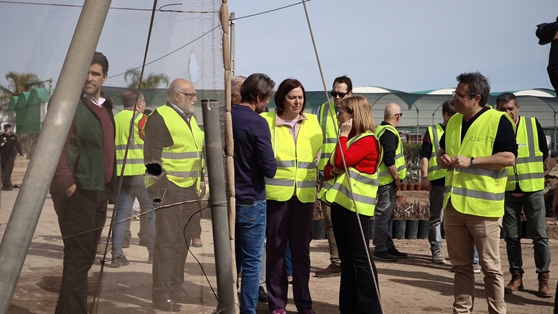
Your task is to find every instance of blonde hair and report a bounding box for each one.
[338,95,375,134]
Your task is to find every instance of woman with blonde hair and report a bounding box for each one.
[319,95,383,313]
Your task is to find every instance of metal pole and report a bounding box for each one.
[0,1,112,312]
[230,12,235,77]
[201,100,235,314]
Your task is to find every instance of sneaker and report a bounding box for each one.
[300,309,316,314]
[536,17,558,45]
[191,237,203,247]
[258,286,268,302]
[315,263,341,278]
[473,263,481,274]
[388,246,408,258]
[271,308,286,314]
[431,250,446,264]
[107,255,130,268]
[373,250,397,262]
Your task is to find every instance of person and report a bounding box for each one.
[109,89,156,267]
[315,75,353,277]
[420,100,455,264]
[144,78,205,312]
[372,103,408,262]
[319,95,382,313]
[0,123,23,190]
[232,73,277,314]
[495,92,552,298]
[50,51,116,314]
[261,78,322,314]
[436,72,517,314]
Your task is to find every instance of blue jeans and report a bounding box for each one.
[373,183,396,252]
[286,241,293,276]
[474,246,479,264]
[235,200,267,314]
[112,175,156,258]
[428,185,444,253]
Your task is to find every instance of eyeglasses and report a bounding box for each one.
[330,91,349,98]
[395,113,403,117]
[177,91,197,99]
[452,91,471,100]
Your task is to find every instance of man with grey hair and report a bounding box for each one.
[231,75,246,105]
[144,78,205,312]
[373,103,408,262]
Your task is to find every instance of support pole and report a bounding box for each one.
[202,99,235,314]
[0,1,112,313]
[230,12,236,77]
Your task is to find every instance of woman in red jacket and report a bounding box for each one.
[320,95,383,314]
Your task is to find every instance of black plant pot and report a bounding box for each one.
[312,219,326,240]
[405,220,419,239]
[417,220,429,239]
[392,220,406,239]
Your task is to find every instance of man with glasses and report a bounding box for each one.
[314,75,352,277]
[437,72,517,313]
[144,78,206,312]
[372,103,408,262]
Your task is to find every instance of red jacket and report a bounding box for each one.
[324,130,380,180]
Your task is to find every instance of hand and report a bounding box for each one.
[198,178,208,198]
[340,118,353,137]
[331,167,344,176]
[451,155,472,169]
[394,178,401,192]
[421,177,432,191]
[440,154,452,167]
[66,184,76,198]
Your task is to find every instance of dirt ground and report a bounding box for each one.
[1,189,558,314]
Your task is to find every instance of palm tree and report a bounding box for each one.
[0,71,45,109]
[124,68,170,89]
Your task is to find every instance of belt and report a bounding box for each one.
[238,199,255,205]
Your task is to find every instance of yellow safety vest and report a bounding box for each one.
[261,112,323,203]
[376,124,407,186]
[145,105,204,189]
[319,131,379,216]
[317,102,338,171]
[443,109,514,217]
[427,124,447,181]
[115,110,146,176]
[506,116,545,192]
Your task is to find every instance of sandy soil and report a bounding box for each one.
[1,188,557,314]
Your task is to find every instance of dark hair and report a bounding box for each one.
[442,99,456,116]
[274,78,306,115]
[333,75,352,92]
[240,73,275,104]
[92,51,109,75]
[121,89,140,109]
[456,72,490,106]
[496,92,518,108]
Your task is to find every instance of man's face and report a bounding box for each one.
[452,82,478,115]
[4,127,12,135]
[332,82,351,108]
[255,96,270,114]
[83,64,107,98]
[497,100,520,122]
[175,83,197,114]
[136,94,146,113]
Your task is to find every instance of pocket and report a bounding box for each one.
[236,203,259,226]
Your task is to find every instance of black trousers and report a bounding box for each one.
[331,205,382,314]
[52,188,107,314]
[149,180,200,301]
[1,154,16,189]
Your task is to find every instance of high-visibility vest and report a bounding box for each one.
[115,110,146,176]
[506,116,545,192]
[261,112,323,203]
[376,124,407,186]
[427,124,447,181]
[317,102,338,171]
[443,109,515,217]
[145,105,204,189]
[318,131,379,216]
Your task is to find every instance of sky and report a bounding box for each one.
[1,0,558,94]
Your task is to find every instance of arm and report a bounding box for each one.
[144,110,173,177]
[535,119,549,161]
[52,124,77,196]
[420,131,433,190]
[548,40,558,92]
[255,119,277,178]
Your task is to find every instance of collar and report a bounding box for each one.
[83,94,106,107]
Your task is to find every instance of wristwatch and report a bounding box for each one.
[471,157,475,168]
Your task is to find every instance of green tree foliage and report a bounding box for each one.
[124,68,170,89]
[0,72,45,109]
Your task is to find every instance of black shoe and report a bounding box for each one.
[258,286,268,302]
[536,17,558,45]
[107,255,130,268]
[388,247,408,258]
[373,250,397,262]
[171,291,190,304]
[153,298,181,312]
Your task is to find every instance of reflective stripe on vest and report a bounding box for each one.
[443,109,514,217]
[261,112,323,203]
[506,117,545,192]
[115,110,145,176]
[376,124,407,186]
[317,102,338,171]
[145,105,204,189]
[318,132,379,216]
[427,124,447,181]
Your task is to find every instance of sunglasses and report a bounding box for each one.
[330,91,349,98]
